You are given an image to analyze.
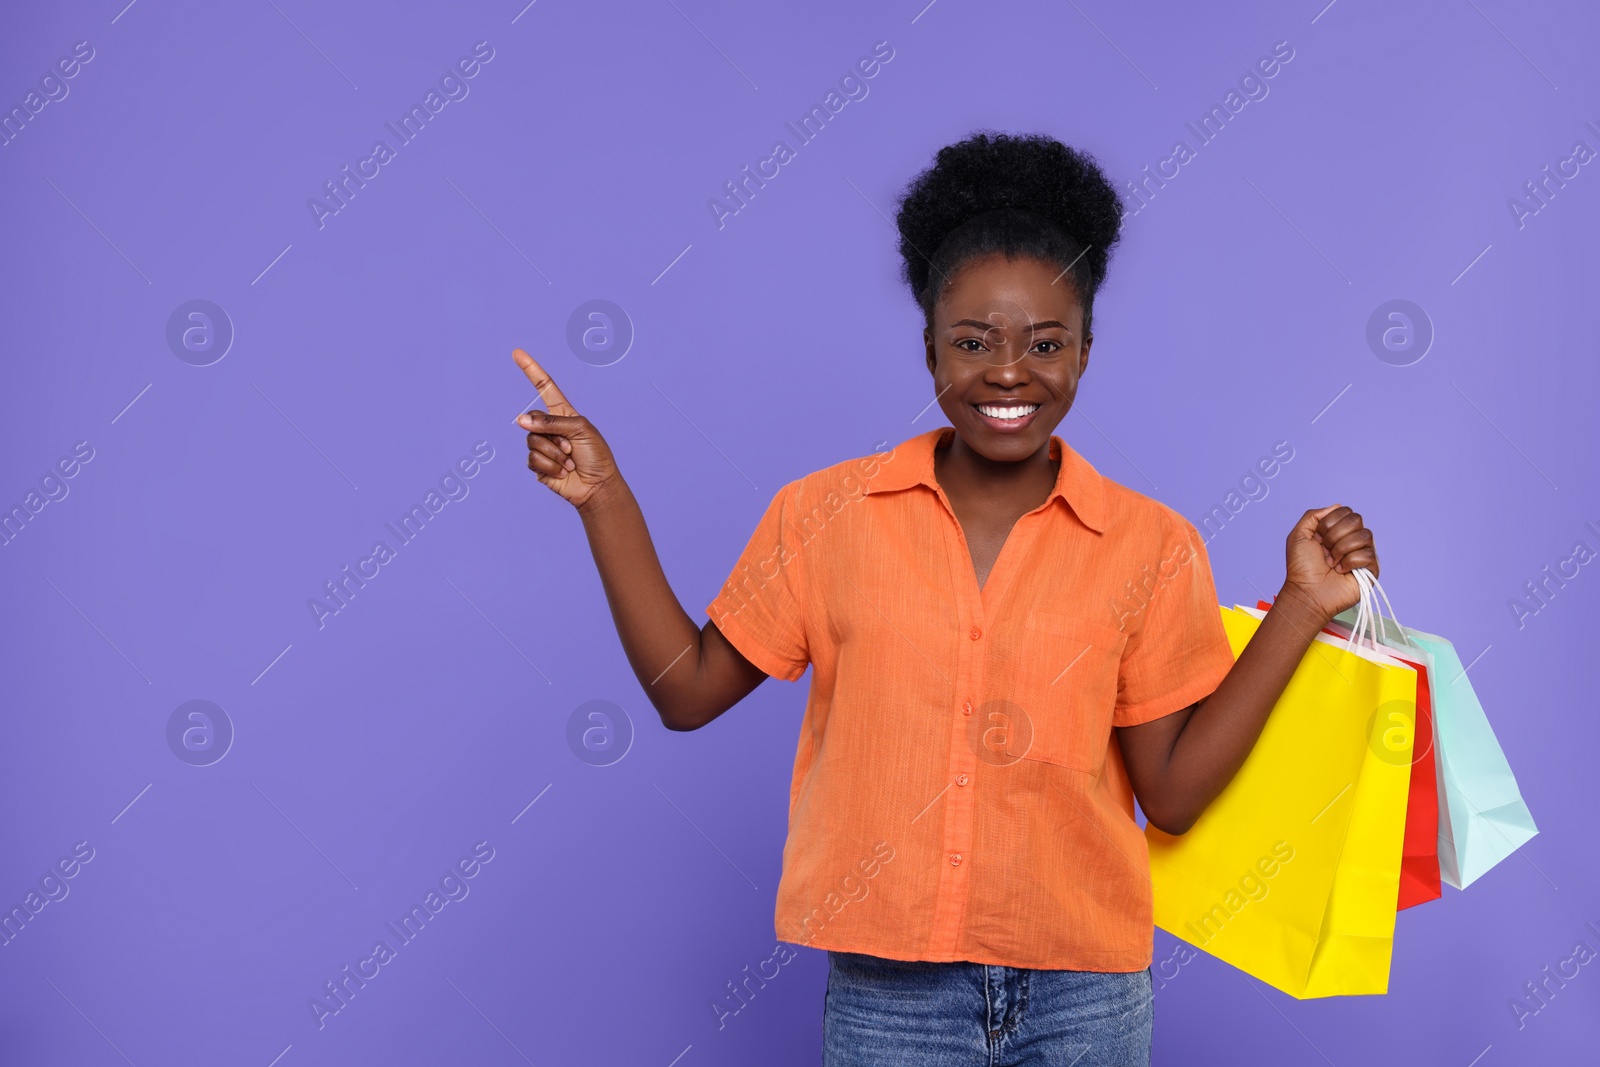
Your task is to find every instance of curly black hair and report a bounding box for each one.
[894,131,1124,338]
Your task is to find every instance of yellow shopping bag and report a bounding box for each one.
[1145,603,1418,998]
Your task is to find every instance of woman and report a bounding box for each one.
[513,131,1378,1066]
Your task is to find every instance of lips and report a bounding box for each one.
[973,401,1042,431]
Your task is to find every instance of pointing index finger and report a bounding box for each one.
[513,348,577,417]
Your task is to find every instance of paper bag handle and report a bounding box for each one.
[1341,566,1413,656]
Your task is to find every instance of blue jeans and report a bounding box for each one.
[823,950,1153,1066]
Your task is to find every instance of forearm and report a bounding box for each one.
[513,349,768,729]
[575,478,710,727]
[1144,583,1330,833]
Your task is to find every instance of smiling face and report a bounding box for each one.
[923,252,1092,464]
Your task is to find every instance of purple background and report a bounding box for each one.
[3,0,1597,1063]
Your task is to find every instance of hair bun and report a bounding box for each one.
[894,131,1124,320]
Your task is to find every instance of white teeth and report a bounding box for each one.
[977,404,1039,420]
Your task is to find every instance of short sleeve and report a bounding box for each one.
[705,480,811,682]
[1113,509,1236,727]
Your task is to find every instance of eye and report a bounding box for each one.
[956,338,985,353]
[1033,340,1062,354]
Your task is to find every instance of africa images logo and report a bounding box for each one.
[309,841,495,1029]
[306,441,494,629]
[306,42,496,230]
[706,40,895,230]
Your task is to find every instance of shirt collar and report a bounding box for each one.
[864,426,1107,534]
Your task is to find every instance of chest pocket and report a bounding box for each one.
[1012,610,1129,774]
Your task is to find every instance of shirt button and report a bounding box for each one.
[956,774,969,786]
[963,700,973,716]
[969,627,981,641]
[950,853,963,866]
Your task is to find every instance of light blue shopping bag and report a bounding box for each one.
[1333,607,1538,889]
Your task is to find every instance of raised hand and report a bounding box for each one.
[507,347,770,726]
[512,348,619,510]
[1283,504,1379,624]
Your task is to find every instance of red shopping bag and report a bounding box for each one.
[1257,598,1441,909]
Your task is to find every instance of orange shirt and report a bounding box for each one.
[706,426,1236,971]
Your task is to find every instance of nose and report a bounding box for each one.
[984,336,1031,383]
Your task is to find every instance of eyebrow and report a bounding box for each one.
[950,319,1071,333]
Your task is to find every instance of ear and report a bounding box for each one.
[1078,331,1092,378]
[924,325,936,377]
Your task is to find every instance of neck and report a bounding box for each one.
[936,430,1058,501]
